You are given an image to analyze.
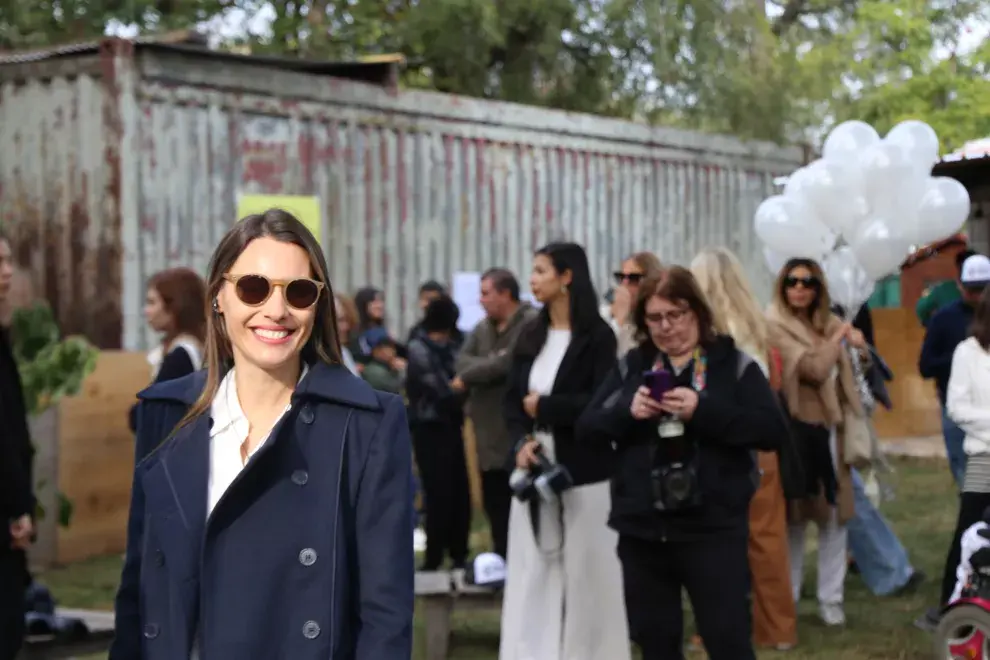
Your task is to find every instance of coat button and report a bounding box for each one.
[299,548,317,566]
[302,620,321,639]
[291,470,309,486]
[154,550,165,567]
[143,623,160,639]
[299,405,315,425]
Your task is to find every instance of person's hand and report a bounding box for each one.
[831,322,853,345]
[450,376,465,392]
[847,328,867,349]
[391,356,407,371]
[660,387,700,421]
[523,392,540,418]
[9,514,32,551]
[611,286,632,326]
[630,387,665,420]
[516,439,541,469]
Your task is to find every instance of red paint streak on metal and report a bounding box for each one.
[487,143,497,232]
[96,38,125,348]
[297,132,315,191]
[380,133,390,281]
[531,146,541,248]
[241,138,288,193]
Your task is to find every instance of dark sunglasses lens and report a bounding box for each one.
[285,279,320,308]
[613,272,624,283]
[236,275,272,305]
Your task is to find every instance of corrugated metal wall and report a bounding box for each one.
[0,63,123,348]
[0,45,804,349]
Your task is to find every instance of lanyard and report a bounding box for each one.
[655,347,707,392]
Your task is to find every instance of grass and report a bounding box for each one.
[48,457,954,659]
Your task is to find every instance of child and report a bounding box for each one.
[359,327,404,394]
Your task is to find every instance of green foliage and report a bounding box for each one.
[2,0,988,152]
[11,303,99,416]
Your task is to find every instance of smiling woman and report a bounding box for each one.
[110,209,415,660]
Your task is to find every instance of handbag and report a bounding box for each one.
[842,407,873,469]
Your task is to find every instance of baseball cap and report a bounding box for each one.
[960,255,990,287]
[470,552,506,588]
[359,327,393,354]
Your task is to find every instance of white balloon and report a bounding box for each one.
[763,245,788,277]
[784,159,869,239]
[823,121,880,165]
[849,218,912,280]
[885,120,940,175]
[823,246,875,314]
[913,176,971,245]
[754,195,836,260]
[858,142,920,217]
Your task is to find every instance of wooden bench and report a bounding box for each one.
[416,570,501,660]
[20,608,114,660]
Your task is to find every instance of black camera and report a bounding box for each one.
[509,450,573,503]
[651,459,702,512]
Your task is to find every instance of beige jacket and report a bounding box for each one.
[767,305,863,524]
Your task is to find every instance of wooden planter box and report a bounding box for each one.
[28,351,150,568]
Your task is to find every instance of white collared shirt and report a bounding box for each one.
[207,364,310,515]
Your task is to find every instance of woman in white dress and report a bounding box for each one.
[500,242,630,660]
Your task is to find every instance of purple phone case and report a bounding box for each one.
[643,369,674,401]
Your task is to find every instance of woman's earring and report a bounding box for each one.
[212,299,220,314]
[561,284,568,295]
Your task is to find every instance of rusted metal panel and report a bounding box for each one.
[0,70,123,348]
[132,57,797,343]
[2,44,803,349]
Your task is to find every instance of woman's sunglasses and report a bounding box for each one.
[223,274,324,309]
[614,272,644,285]
[785,275,820,290]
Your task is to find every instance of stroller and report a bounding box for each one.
[936,530,990,659]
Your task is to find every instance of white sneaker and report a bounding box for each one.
[819,602,846,626]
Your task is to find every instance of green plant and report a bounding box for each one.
[10,302,99,528]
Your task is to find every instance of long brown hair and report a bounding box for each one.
[633,266,718,347]
[148,267,207,345]
[772,257,833,333]
[972,286,990,351]
[175,209,342,431]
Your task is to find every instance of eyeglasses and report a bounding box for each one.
[645,308,689,326]
[784,275,820,290]
[614,272,644,285]
[223,274,325,309]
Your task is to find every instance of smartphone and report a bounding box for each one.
[642,369,674,402]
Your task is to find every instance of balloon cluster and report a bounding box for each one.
[756,119,971,314]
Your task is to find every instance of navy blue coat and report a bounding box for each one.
[109,362,415,660]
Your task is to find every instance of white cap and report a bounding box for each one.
[472,552,506,586]
[961,255,990,286]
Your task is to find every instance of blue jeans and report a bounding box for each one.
[847,468,915,596]
[942,405,967,487]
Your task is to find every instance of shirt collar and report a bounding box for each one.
[209,364,310,439]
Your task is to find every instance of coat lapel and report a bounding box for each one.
[550,332,590,394]
[162,415,211,548]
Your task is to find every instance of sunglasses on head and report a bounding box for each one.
[785,275,820,290]
[614,271,644,285]
[223,274,324,309]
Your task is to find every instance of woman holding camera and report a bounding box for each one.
[578,266,785,660]
[499,242,629,660]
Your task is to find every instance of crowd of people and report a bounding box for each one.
[1,209,989,659]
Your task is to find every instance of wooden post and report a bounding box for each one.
[462,419,483,511]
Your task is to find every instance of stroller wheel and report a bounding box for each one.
[935,604,990,659]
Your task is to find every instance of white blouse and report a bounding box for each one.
[207,364,309,515]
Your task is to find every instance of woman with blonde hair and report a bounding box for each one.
[691,247,796,650]
[767,257,867,627]
[608,251,663,356]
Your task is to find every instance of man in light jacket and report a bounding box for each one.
[453,268,538,560]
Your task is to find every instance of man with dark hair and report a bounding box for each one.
[917,248,976,327]
[407,280,462,347]
[453,268,537,559]
[0,233,34,660]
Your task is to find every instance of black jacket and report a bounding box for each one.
[406,336,464,427]
[503,315,618,487]
[0,327,34,553]
[577,336,787,542]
